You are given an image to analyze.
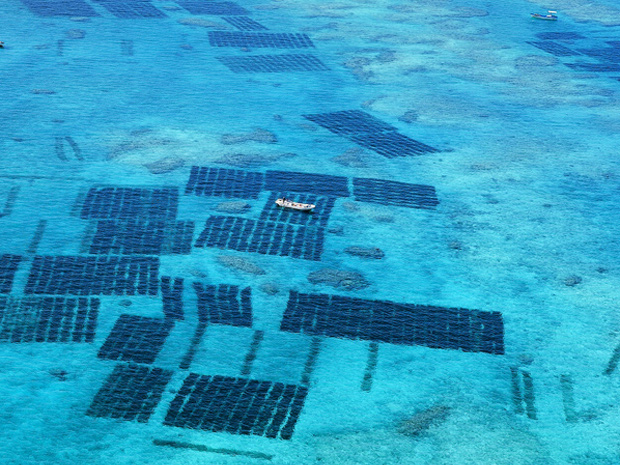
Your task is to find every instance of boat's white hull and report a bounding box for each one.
[275,198,315,212]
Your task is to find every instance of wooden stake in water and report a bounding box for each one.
[300,337,322,386]
[240,330,264,377]
[1,186,20,217]
[510,366,525,415]
[604,341,620,375]
[27,220,47,255]
[521,371,537,420]
[153,439,273,461]
[179,322,207,370]
[361,342,379,392]
[560,374,578,423]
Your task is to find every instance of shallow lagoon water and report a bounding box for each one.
[1,0,620,464]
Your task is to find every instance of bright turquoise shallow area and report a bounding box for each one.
[1,0,620,464]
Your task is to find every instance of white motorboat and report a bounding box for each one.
[531,10,558,20]
[275,197,315,212]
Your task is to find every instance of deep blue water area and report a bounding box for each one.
[1,0,620,464]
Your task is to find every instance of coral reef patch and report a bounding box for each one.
[217,255,266,275]
[307,268,370,290]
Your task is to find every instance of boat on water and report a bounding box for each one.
[531,10,558,20]
[275,197,315,212]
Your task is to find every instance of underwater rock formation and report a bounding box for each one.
[344,246,385,259]
[398,110,419,123]
[342,202,360,212]
[311,403,552,464]
[341,202,394,223]
[108,137,174,159]
[259,282,280,295]
[215,201,251,214]
[388,4,417,12]
[344,57,371,67]
[515,55,558,69]
[450,6,489,17]
[331,147,367,168]
[189,269,208,279]
[253,3,281,10]
[343,57,374,81]
[178,17,229,29]
[373,214,395,223]
[568,453,616,465]
[376,50,397,63]
[221,128,277,145]
[144,157,185,174]
[328,225,345,235]
[564,275,582,287]
[130,128,152,137]
[448,240,463,250]
[301,22,340,32]
[307,268,370,290]
[397,405,451,436]
[65,29,86,39]
[217,255,266,275]
[49,369,69,381]
[214,151,294,168]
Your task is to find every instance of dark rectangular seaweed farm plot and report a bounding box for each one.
[89,220,194,255]
[98,314,173,364]
[348,132,439,158]
[163,373,308,440]
[260,192,335,227]
[217,54,329,73]
[87,363,173,422]
[195,216,325,261]
[80,187,179,221]
[177,1,248,15]
[302,110,397,135]
[265,170,350,198]
[536,32,585,40]
[0,296,99,343]
[193,283,252,327]
[209,31,314,49]
[526,41,580,57]
[0,254,22,294]
[353,178,439,209]
[222,16,268,31]
[185,166,264,199]
[565,63,620,72]
[93,0,166,19]
[302,110,439,159]
[161,276,184,320]
[576,48,620,63]
[24,255,160,296]
[280,292,505,355]
[20,0,100,17]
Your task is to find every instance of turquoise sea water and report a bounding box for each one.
[2,0,620,463]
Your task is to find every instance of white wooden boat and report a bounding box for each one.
[275,198,315,212]
[531,10,557,20]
